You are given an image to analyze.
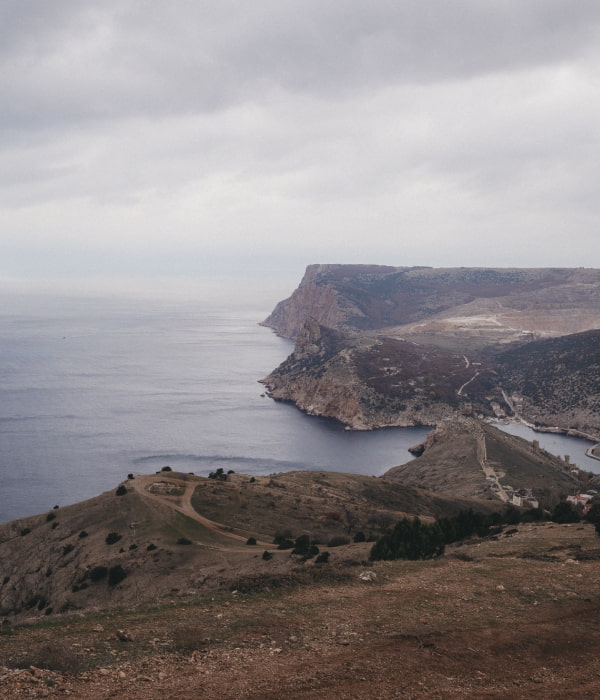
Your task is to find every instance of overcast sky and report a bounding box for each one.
[2,1,599,291]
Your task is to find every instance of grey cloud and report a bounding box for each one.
[3,0,600,134]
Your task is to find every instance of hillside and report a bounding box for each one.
[385,416,579,504]
[2,519,600,698]
[0,422,597,697]
[0,466,505,626]
[261,266,600,437]
[496,329,600,437]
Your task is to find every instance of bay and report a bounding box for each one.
[0,284,430,523]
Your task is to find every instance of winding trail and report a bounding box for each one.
[128,473,268,547]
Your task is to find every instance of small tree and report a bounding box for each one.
[105,532,122,545]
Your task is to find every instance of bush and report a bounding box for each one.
[105,532,122,545]
[551,501,580,524]
[246,537,257,545]
[62,543,75,556]
[108,565,127,586]
[353,531,366,543]
[160,466,172,472]
[20,528,31,536]
[147,543,157,551]
[79,530,88,538]
[176,537,192,545]
[315,551,330,563]
[127,473,134,480]
[208,467,228,481]
[292,534,311,555]
[46,512,56,522]
[262,550,273,560]
[115,485,127,496]
[88,566,108,582]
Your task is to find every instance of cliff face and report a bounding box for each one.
[263,264,600,341]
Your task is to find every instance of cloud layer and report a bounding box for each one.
[2,1,599,280]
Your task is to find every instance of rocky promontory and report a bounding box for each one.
[262,265,600,436]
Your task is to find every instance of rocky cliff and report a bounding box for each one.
[262,265,600,437]
[263,264,600,341]
[261,318,500,430]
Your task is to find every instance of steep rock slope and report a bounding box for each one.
[262,318,502,429]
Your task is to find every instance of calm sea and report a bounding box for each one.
[0,285,432,523]
[1,284,596,524]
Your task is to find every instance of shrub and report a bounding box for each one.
[105,532,122,545]
[88,566,108,582]
[353,531,366,543]
[20,528,31,536]
[246,537,257,545]
[315,551,330,563]
[127,473,134,480]
[262,550,273,560]
[177,537,192,545]
[208,467,228,481]
[115,485,127,496]
[62,543,75,556]
[292,534,311,555]
[147,543,157,551]
[129,543,137,550]
[160,466,172,472]
[108,565,127,586]
[51,522,59,529]
[551,501,580,524]
[249,477,256,483]
[46,512,56,522]
[585,503,600,525]
[79,530,88,538]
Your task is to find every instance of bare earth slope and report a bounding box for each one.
[0,467,503,626]
[2,521,600,699]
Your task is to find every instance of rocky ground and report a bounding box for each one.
[2,521,600,699]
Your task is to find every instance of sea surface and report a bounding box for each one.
[1,284,597,524]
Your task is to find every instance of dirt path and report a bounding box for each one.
[128,474,269,547]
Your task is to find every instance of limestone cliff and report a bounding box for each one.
[263,264,600,341]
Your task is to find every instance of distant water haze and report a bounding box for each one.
[0,278,596,524]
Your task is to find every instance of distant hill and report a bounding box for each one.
[263,264,600,341]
